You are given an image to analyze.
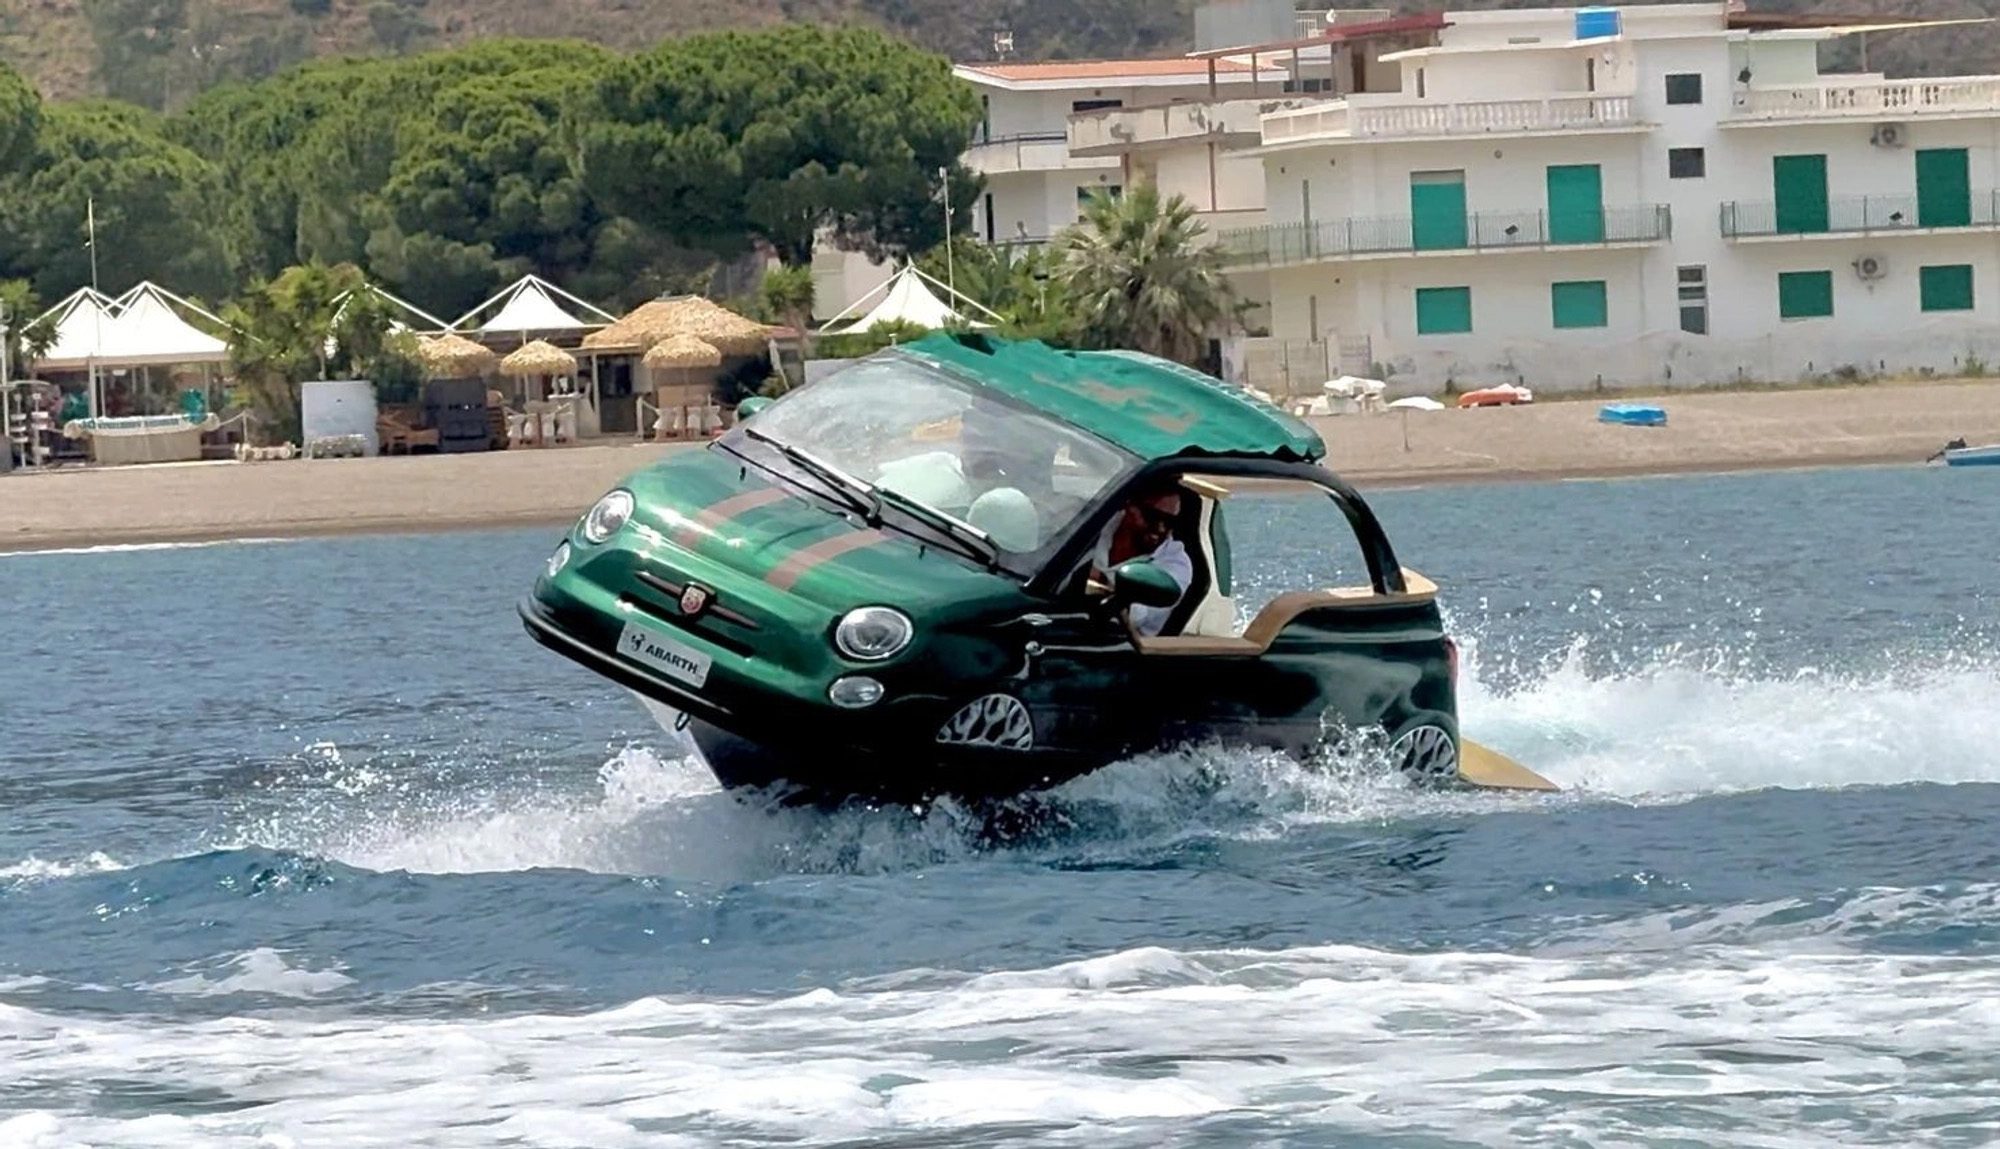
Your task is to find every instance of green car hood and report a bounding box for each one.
[617,446,1022,621]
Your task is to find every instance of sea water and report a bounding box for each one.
[0,464,1996,1146]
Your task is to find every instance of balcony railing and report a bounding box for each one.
[964,133,1115,175]
[1217,204,1672,267]
[1720,192,2000,238]
[1067,100,1277,156]
[1733,75,2000,121]
[1262,94,1638,144]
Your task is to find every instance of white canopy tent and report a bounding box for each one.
[32,282,237,419]
[453,274,617,341]
[818,264,1003,337]
[323,283,454,360]
[31,288,121,372]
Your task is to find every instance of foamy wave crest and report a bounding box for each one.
[7,935,1999,1147]
[142,948,355,1000]
[0,852,127,882]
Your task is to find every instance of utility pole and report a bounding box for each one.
[939,166,956,303]
[1,296,12,473]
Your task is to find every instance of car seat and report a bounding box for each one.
[966,486,1041,552]
[1162,489,1238,637]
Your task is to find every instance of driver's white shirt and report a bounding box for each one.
[1091,521,1193,637]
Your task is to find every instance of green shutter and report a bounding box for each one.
[1920,264,1975,312]
[1777,270,1834,319]
[1916,148,1971,228]
[1546,164,1604,244]
[1410,171,1468,251]
[1772,154,1829,233]
[1415,286,1473,334]
[1551,280,1609,328]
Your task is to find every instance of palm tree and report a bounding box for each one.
[757,262,816,389]
[1054,184,1237,366]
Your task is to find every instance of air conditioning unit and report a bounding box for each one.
[1871,122,1906,148]
[1854,254,1889,280]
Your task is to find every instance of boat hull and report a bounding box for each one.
[1944,444,2000,466]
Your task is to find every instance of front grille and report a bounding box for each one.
[619,593,756,659]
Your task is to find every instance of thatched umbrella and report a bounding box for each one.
[644,334,724,439]
[583,295,775,357]
[500,339,578,378]
[497,339,580,445]
[417,332,499,377]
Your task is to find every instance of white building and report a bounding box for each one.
[810,55,1288,320]
[1068,2,2000,395]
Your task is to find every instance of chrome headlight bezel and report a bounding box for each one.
[579,489,634,545]
[833,606,914,662]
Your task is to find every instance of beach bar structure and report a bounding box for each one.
[454,274,617,438]
[30,283,239,463]
[579,295,779,439]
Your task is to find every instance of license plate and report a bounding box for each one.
[616,621,712,689]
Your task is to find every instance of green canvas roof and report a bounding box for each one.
[896,334,1325,464]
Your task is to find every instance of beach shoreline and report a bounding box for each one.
[4,378,1993,554]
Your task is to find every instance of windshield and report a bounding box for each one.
[735,354,1135,556]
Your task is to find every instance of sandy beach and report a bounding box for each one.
[4,378,1996,553]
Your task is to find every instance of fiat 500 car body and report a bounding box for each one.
[520,333,1466,803]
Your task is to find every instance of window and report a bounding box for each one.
[1551,280,1608,329]
[1678,265,1708,334]
[1921,264,1975,312]
[1415,286,1473,335]
[1668,147,1706,179]
[1078,184,1122,207]
[1665,73,1703,105]
[1778,270,1834,319]
[1071,98,1122,113]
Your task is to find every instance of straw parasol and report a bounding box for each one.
[500,339,578,378]
[583,295,775,357]
[417,332,499,377]
[643,334,725,438]
[643,333,724,373]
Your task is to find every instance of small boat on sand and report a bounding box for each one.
[1927,438,2000,466]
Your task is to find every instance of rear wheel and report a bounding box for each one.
[1388,720,1459,784]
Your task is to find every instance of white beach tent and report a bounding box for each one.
[97,283,231,366]
[31,287,121,372]
[453,273,617,340]
[818,264,1004,336]
[323,283,454,359]
[33,282,236,419]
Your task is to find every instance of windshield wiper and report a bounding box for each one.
[741,425,881,524]
[873,485,1001,568]
[738,426,999,568]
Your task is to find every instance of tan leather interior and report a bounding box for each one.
[1178,475,1231,500]
[1133,566,1440,657]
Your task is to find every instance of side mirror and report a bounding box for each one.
[735,396,773,422]
[1109,558,1181,609]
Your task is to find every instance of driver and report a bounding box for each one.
[1085,477,1193,638]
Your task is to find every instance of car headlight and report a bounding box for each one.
[834,606,913,661]
[545,540,571,578]
[579,489,633,544]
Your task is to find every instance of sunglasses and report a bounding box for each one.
[1133,504,1178,531]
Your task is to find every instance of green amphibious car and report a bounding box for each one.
[520,332,1554,802]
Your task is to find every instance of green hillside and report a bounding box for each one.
[7,0,1991,108]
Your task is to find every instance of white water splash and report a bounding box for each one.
[1458,637,2000,799]
[4,932,1997,1147]
[188,642,2000,884]
[142,949,354,1000]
